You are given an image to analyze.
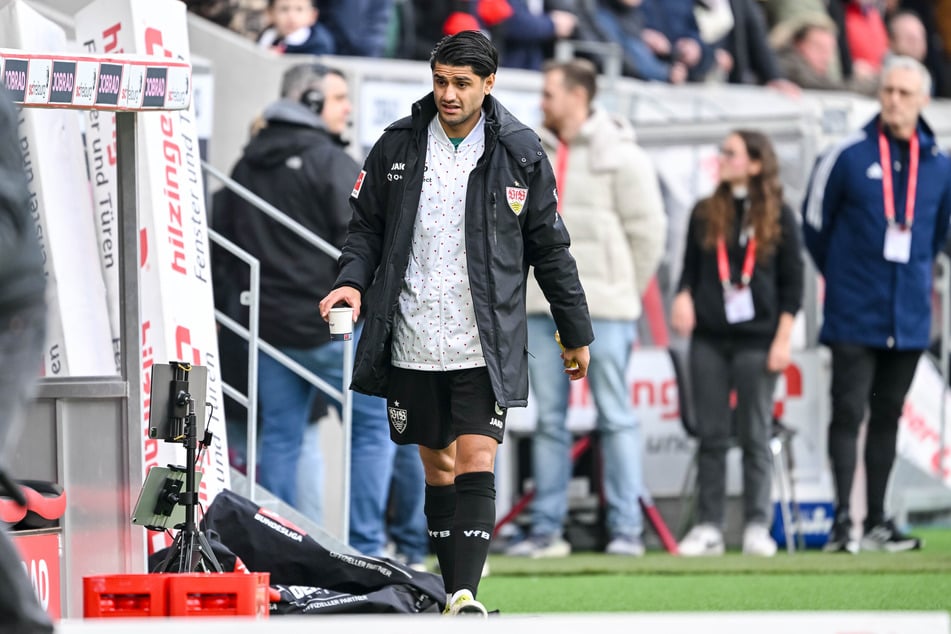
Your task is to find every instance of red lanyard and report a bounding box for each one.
[878,128,919,227]
[554,140,568,215]
[717,235,757,288]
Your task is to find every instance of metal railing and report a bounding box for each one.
[201,160,355,542]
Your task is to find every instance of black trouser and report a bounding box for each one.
[690,337,778,527]
[828,344,921,531]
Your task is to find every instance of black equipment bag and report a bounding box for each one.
[270,583,439,614]
[201,489,444,614]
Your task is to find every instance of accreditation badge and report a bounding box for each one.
[724,285,755,324]
[883,224,911,263]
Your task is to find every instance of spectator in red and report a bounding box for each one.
[840,0,889,74]
[409,1,478,59]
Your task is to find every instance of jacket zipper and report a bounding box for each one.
[490,192,498,246]
[477,169,501,396]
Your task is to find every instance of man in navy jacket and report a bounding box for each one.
[803,55,951,553]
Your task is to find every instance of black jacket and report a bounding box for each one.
[678,199,803,349]
[0,86,45,315]
[335,93,593,406]
[724,0,784,86]
[219,100,359,347]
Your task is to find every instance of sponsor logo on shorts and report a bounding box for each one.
[494,402,505,416]
[388,403,408,434]
[489,418,504,429]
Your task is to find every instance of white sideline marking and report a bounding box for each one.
[58,612,949,634]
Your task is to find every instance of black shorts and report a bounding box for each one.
[385,366,507,449]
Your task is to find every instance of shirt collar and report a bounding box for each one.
[428,111,486,149]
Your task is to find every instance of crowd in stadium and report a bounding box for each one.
[183,0,951,98]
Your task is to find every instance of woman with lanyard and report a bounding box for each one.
[671,129,804,557]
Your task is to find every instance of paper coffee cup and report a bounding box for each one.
[329,306,353,341]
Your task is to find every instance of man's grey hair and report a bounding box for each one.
[279,63,344,101]
[882,54,932,97]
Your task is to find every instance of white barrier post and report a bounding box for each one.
[1,47,194,579]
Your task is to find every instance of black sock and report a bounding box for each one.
[424,483,456,594]
[451,471,495,598]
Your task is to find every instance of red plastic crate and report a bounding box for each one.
[166,572,270,618]
[83,574,167,617]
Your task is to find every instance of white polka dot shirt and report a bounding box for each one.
[391,114,486,371]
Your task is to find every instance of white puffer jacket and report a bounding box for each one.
[527,108,667,320]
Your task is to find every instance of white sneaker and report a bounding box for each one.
[605,534,645,556]
[678,524,725,557]
[505,534,571,558]
[742,523,778,557]
[446,589,487,617]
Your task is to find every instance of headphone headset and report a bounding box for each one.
[300,87,324,115]
[299,63,330,115]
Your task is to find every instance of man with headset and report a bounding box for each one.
[215,63,402,558]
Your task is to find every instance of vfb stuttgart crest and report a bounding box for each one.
[388,405,408,434]
[506,186,528,215]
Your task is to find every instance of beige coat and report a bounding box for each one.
[527,108,667,321]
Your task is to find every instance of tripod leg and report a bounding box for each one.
[678,448,698,538]
[196,531,223,572]
[770,438,794,554]
[785,437,806,551]
[154,531,184,573]
[180,530,198,573]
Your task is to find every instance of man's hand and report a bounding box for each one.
[550,10,577,38]
[675,38,702,67]
[319,286,362,322]
[563,345,590,380]
[767,78,802,98]
[642,28,671,56]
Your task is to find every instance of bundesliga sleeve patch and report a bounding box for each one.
[351,170,367,199]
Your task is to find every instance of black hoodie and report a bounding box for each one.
[0,86,45,315]
[216,100,359,347]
